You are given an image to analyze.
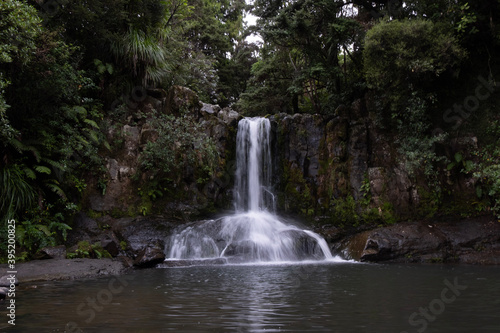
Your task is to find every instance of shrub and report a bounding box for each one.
[140,111,218,181]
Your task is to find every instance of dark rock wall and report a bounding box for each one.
[84,87,477,224]
[272,100,423,222]
[84,86,241,221]
[67,87,494,265]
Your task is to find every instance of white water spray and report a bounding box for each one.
[166,117,335,263]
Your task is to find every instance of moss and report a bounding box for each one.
[138,196,153,216]
[429,257,444,264]
[416,186,440,219]
[330,195,359,227]
[78,240,91,251]
[281,163,314,215]
[86,209,103,219]
[109,207,128,218]
[361,201,397,226]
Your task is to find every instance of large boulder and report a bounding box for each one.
[66,212,102,247]
[0,275,18,287]
[334,216,500,264]
[165,85,202,117]
[133,243,166,268]
[112,216,175,256]
[34,245,67,260]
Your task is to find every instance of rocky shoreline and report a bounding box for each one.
[0,258,130,284]
[0,214,497,290]
[327,215,500,265]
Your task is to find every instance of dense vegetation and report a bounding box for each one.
[1,0,499,258]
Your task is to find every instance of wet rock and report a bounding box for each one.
[133,244,166,268]
[112,216,175,255]
[140,95,164,115]
[0,287,8,300]
[201,103,221,116]
[34,245,67,260]
[336,216,500,264]
[348,122,368,201]
[117,256,134,268]
[279,229,326,259]
[159,258,227,267]
[218,107,241,126]
[0,259,128,283]
[140,123,158,144]
[123,125,140,158]
[0,275,18,287]
[359,222,448,262]
[66,213,101,247]
[331,231,370,261]
[100,231,121,257]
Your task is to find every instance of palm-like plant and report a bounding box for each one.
[0,164,37,221]
[111,27,171,86]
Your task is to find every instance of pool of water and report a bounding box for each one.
[3,262,500,332]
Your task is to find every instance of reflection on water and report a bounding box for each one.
[3,263,500,332]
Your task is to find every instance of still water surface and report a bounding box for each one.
[5,262,500,332]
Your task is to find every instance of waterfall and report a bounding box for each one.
[166,117,337,263]
[234,118,274,212]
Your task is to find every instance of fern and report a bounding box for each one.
[85,128,100,143]
[23,167,36,180]
[45,180,67,200]
[103,140,111,151]
[42,158,66,172]
[9,138,41,162]
[0,164,37,220]
[34,165,51,175]
[84,118,99,129]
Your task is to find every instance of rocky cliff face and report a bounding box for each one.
[83,89,479,227]
[66,88,492,266]
[84,86,241,221]
[270,100,425,225]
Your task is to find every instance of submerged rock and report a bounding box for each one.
[159,258,227,267]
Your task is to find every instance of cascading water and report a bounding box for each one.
[166,117,336,263]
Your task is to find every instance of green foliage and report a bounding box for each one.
[364,18,466,112]
[455,3,478,35]
[0,1,109,260]
[446,152,474,173]
[184,0,247,105]
[395,94,447,181]
[111,26,171,86]
[0,164,37,221]
[282,163,313,213]
[67,241,111,259]
[237,46,296,115]
[331,196,359,227]
[140,111,218,180]
[469,120,500,218]
[15,204,72,256]
[0,0,41,65]
[0,0,42,145]
[243,0,363,115]
[361,202,397,226]
[417,186,441,219]
[359,173,371,207]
